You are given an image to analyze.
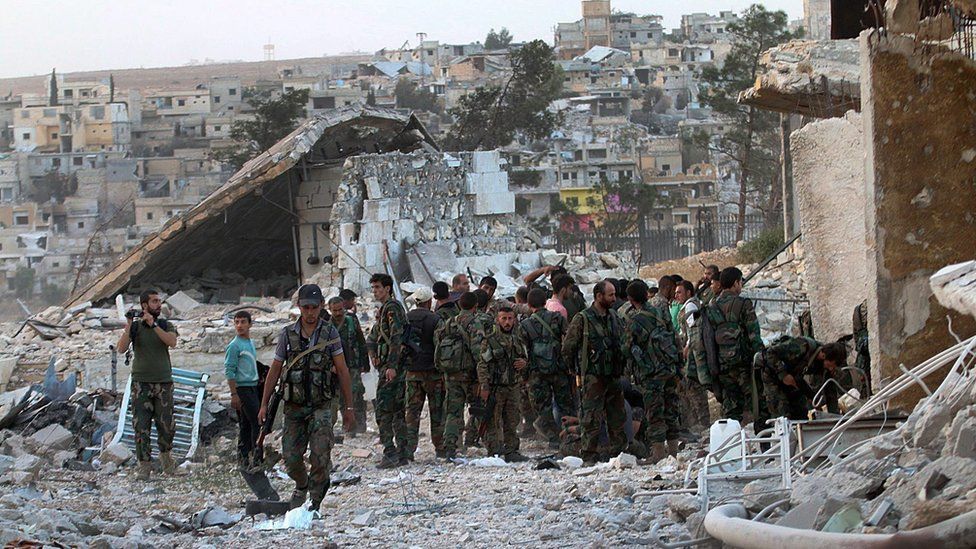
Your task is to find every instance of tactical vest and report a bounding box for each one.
[376,299,418,367]
[580,308,624,377]
[434,313,478,376]
[282,323,337,406]
[630,307,680,381]
[482,326,521,386]
[708,296,750,367]
[522,311,563,375]
[335,315,360,370]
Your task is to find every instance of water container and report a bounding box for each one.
[708,419,743,473]
[362,368,378,400]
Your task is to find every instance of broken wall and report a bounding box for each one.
[861,32,976,406]
[791,110,868,342]
[294,164,344,282]
[329,150,533,292]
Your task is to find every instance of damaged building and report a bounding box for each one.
[65,105,537,307]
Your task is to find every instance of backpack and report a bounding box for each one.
[522,312,563,375]
[378,300,419,367]
[710,298,748,366]
[434,316,476,375]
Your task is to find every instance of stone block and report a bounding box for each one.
[337,244,385,271]
[13,454,42,475]
[464,172,509,195]
[165,291,201,316]
[30,424,74,453]
[470,150,501,173]
[359,221,395,244]
[473,191,515,215]
[338,223,357,246]
[100,442,133,466]
[364,176,383,199]
[361,198,400,222]
[393,219,417,242]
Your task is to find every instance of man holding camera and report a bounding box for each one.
[116,289,179,480]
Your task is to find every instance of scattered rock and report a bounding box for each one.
[609,453,637,470]
[13,454,42,476]
[100,442,133,466]
[30,424,74,453]
[351,510,376,527]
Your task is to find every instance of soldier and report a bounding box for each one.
[116,289,179,480]
[674,281,711,431]
[852,300,871,397]
[624,280,683,461]
[258,284,355,511]
[478,306,529,462]
[433,281,459,322]
[697,265,720,303]
[759,337,847,419]
[520,288,573,449]
[366,273,411,469]
[651,276,675,313]
[562,280,628,463]
[434,291,485,460]
[339,289,359,315]
[403,287,446,460]
[480,276,509,317]
[545,274,574,320]
[326,297,368,435]
[706,267,768,431]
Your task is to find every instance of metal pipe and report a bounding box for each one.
[705,503,976,549]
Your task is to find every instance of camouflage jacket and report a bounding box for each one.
[678,298,705,368]
[435,302,460,323]
[333,313,368,371]
[477,325,527,388]
[766,336,822,382]
[562,305,626,377]
[433,310,485,377]
[520,309,568,375]
[626,302,682,383]
[367,298,407,370]
[705,290,764,370]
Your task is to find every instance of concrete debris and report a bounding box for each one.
[99,442,133,467]
[165,291,202,316]
[30,424,74,453]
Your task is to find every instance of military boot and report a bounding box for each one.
[135,460,151,481]
[667,439,682,457]
[289,487,308,509]
[650,442,668,464]
[160,452,185,475]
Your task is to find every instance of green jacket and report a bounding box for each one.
[520,309,568,375]
[626,302,682,383]
[477,325,527,388]
[367,298,407,370]
[562,305,626,377]
[705,290,764,370]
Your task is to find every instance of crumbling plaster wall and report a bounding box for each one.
[294,164,343,282]
[329,150,531,292]
[861,32,976,407]
[791,110,868,343]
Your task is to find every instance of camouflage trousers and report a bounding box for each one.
[719,362,770,432]
[677,376,711,430]
[442,375,477,454]
[329,368,366,432]
[131,381,175,462]
[375,370,408,459]
[526,372,576,443]
[403,370,445,458]
[518,379,537,435]
[640,373,682,444]
[580,374,627,461]
[486,384,520,456]
[761,370,810,420]
[282,402,333,505]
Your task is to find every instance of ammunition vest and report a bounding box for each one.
[434,312,479,376]
[522,310,564,375]
[482,326,522,386]
[630,305,680,381]
[579,308,624,377]
[282,323,338,406]
[706,295,751,368]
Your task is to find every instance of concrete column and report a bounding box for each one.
[780,113,795,238]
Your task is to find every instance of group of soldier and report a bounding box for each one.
[119,261,860,513]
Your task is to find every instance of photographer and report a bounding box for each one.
[116,289,179,480]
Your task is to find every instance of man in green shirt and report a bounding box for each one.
[116,289,179,480]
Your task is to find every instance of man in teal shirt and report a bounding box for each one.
[225,310,278,501]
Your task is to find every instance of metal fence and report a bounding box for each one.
[554,214,766,265]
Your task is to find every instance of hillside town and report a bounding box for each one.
[1,0,976,547]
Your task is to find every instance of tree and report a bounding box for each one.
[49,69,58,107]
[366,89,377,106]
[30,170,76,204]
[446,40,563,151]
[484,28,514,50]
[109,74,115,103]
[216,88,310,169]
[694,4,797,240]
[13,266,34,300]
[394,78,438,113]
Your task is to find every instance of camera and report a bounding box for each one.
[125,309,143,320]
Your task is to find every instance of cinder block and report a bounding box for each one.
[473,191,515,215]
[470,150,501,173]
[337,244,384,270]
[464,172,510,195]
[364,176,383,199]
[359,220,395,244]
[393,219,417,241]
[361,198,401,222]
[338,223,357,246]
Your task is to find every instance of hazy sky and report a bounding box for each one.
[0,0,803,79]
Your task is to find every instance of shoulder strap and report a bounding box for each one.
[530,312,559,341]
[283,340,330,374]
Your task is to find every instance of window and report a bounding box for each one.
[51,132,58,140]
[43,108,56,117]
[82,90,90,97]
[0,188,12,201]
[213,96,221,104]
[20,111,29,119]
[166,210,173,216]
[52,262,59,268]
[77,222,84,229]
[177,99,186,106]
[229,88,237,95]
[214,125,221,131]
[562,172,570,180]
[21,132,29,140]
[52,158,61,168]
[566,197,579,207]
[668,48,679,57]
[662,163,671,172]
[14,214,29,226]
[64,89,73,98]
[147,212,153,220]
[427,49,433,56]
[630,32,636,37]
[73,157,83,166]
[90,106,105,119]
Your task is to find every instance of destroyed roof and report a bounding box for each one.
[362,61,433,78]
[738,39,861,118]
[65,105,438,308]
[576,45,631,63]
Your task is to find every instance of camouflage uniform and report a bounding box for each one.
[698,286,716,306]
[132,382,176,462]
[434,310,485,456]
[329,313,368,432]
[466,310,497,444]
[274,320,344,507]
[520,309,573,445]
[562,306,627,462]
[853,301,871,397]
[626,302,682,444]
[477,325,528,456]
[367,298,410,461]
[677,298,712,429]
[435,302,460,323]
[403,307,444,458]
[760,336,824,420]
[706,291,767,428]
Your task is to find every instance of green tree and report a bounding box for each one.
[484,28,514,50]
[216,88,310,169]
[446,40,563,151]
[394,78,438,113]
[13,266,34,300]
[694,4,797,240]
[49,69,58,107]
[558,177,669,244]
[30,171,76,204]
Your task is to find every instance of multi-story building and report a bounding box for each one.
[582,0,612,50]
[12,103,131,153]
[680,11,739,42]
[144,89,211,117]
[610,13,665,50]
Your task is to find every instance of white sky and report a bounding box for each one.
[0,0,803,79]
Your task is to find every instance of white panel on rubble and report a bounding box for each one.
[393,219,417,242]
[359,220,396,244]
[470,150,501,173]
[473,191,515,215]
[338,223,357,246]
[336,243,384,270]
[464,172,510,195]
[364,176,383,200]
[361,198,401,222]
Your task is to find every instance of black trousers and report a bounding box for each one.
[237,386,261,462]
